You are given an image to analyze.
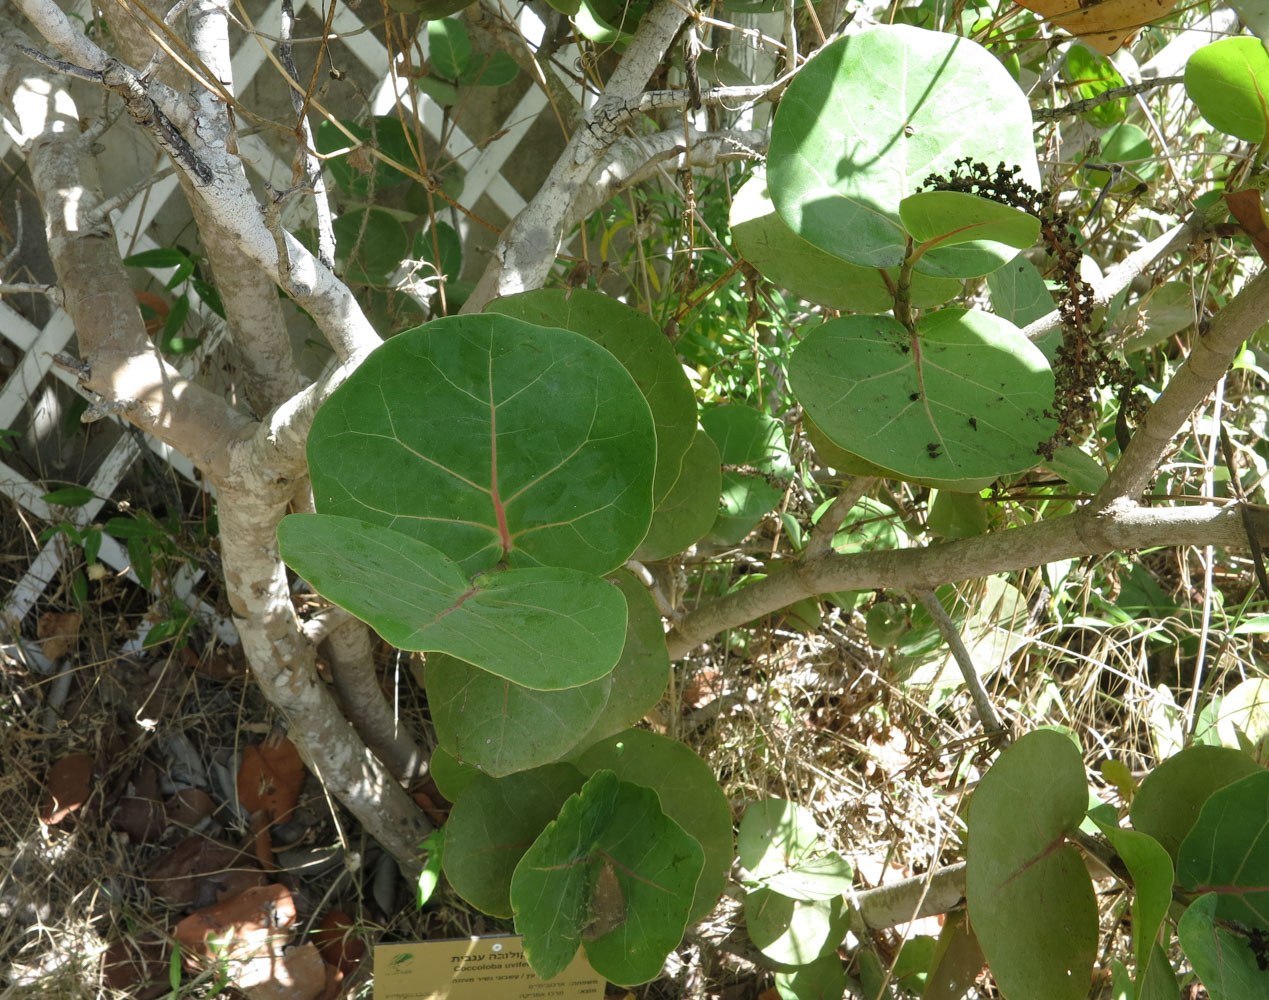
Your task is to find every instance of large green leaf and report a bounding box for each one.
[790,310,1056,482]
[745,889,850,965]
[426,652,611,775]
[510,770,704,984]
[487,289,695,504]
[277,514,627,689]
[1178,770,1269,929]
[1185,37,1269,143]
[900,192,1039,255]
[987,254,1057,336]
[767,25,1038,270]
[575,730,732,923]
[1129,745,1261,860]
[738,799,853,901]
[568,571,670,751]
[1064,44,1128,126]
[443,763,585,917]
[731,172,963,310]
[967,729,1097,1000]
[633,429,722,561]
[307,315,656,575]
[1178,893,1269,1000]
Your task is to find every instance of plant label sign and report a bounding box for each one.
[374,936,605,999]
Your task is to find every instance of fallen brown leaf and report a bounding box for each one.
[1013,0,1179,54]
[239,734,305,824]
[149,834,264,910]
[38,611,82,660]
[40,752,96,825]
[313,909,366,976]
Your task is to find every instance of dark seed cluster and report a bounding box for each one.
[919,159,1144,459]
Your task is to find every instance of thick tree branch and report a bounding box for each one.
[1020,215,1206,343]
[569,126,768,228]
[15,0,381,364]
[666,503,1269,658]
[1093,266,1269,507]
[463,0,690,310]
[0,28,251,481]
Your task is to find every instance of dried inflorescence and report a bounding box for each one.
[918,159,1144,458]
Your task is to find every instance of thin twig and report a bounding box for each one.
[1032,75,1184,121]
[914,590,1006,736]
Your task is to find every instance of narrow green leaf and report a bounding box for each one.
[42,486,95,507]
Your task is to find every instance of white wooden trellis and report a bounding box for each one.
[0,0,777,637]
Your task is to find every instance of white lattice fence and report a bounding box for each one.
[0,0,776,638]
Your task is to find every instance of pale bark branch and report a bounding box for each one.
[804,477,875,560]
[463,0,690,310]
[15,0,381,364]
[666,503,1269,659]
[1020,214,1207,344]
[569,126,768,228]
[1093,267,1269,508]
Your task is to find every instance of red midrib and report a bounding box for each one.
[489,383,512,557]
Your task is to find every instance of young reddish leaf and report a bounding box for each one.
[1225,188,1269,265]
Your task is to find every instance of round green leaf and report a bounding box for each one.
[429,745,481,800]
[967,729,1097,1000]
[738,799,854,901]
[511,770,705,985]
[568,570,670,752]
[459,50,521,86]
[767,25,1038,269]
[987,254,1057,335]
[487,289,695,504]
[745,889,850,965]
[427,18,471,79]
[427,652,611,776]
[927,489,989,538]
[277,514,627,689]
[1178,893,1269,1000]
[308,314,656,575]
[900,191,1039,253]
[1064,44,1128,126]
[1185,37,1269,143]
[634,429,722,561]
[1178,770,1269,929]
[790,310,1056,482]
[1130,745,1262,860]
[805,418,996,492]
[730,172,896,312]
[333,208,408,285]
[774,954,848,1000]
[1087,123,1160,187]
[576,730,732,923]
[443,763,585,917]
